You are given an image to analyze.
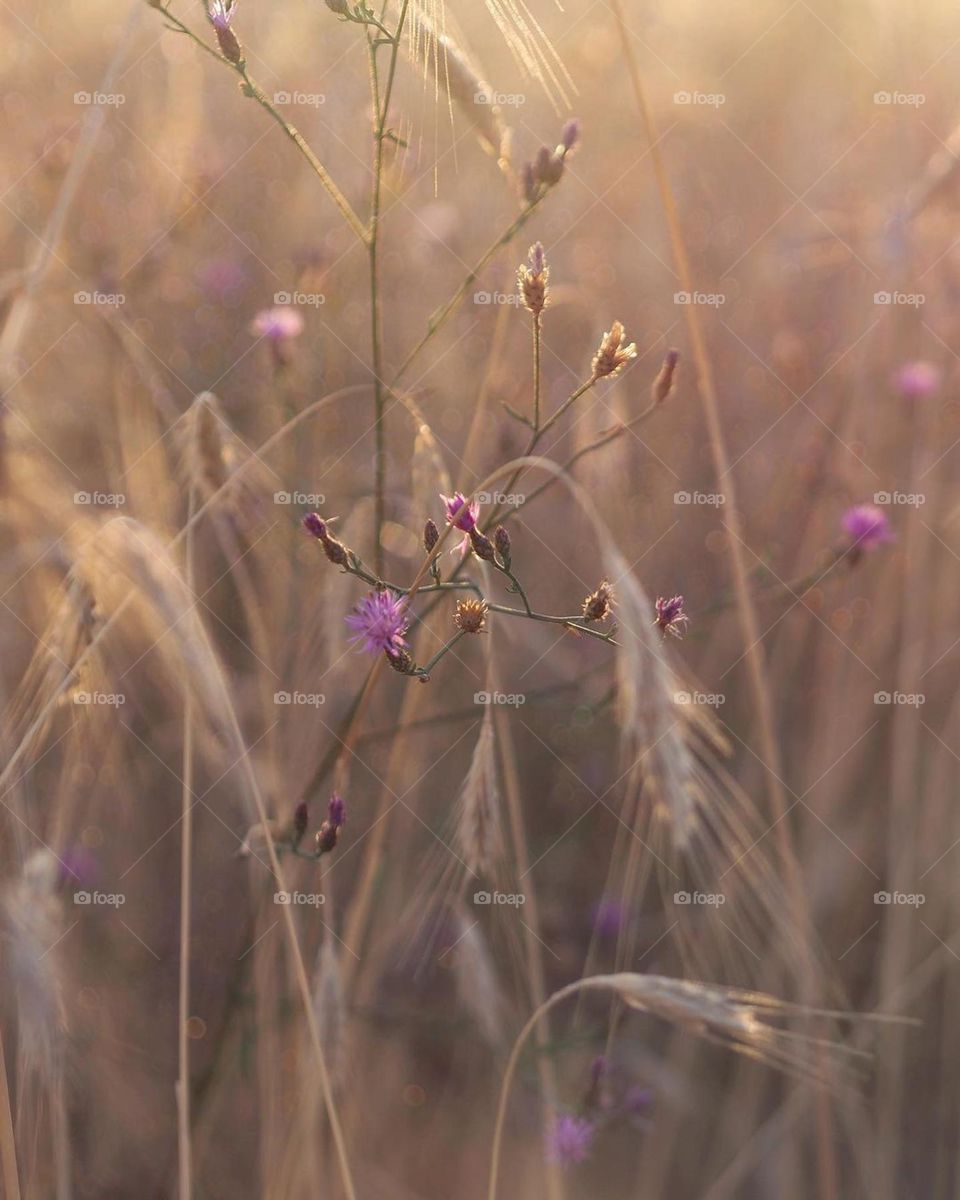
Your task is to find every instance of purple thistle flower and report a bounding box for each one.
[892,360,941,400]
[546,1114,594,1168]
[654,594,688,638]
[841,504,894,552]
[345,590,408,655]
[440,492,480,556]
[441,491,479,532]
[206,0,243,63]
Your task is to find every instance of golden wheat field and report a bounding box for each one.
[0,0,958,1196]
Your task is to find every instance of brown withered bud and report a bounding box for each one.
[469,528,496,562]
[208,2,243,64]
[521,161,538,205]
[455,598,488,634]
[582,580,615,623]
[494,525,511,569]
[423,518,440,554]
[651,349,679,405]
[385,647,418,675]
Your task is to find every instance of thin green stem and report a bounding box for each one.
[532,311,542,430]
[390,197,547,387]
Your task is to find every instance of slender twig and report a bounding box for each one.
[157,6,367,244]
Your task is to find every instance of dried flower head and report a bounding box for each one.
[654,594,688,638]
[841,504,894,554]
[591,321,637,381]
[582,580,615,622]
[545,1114,594,1168]
[345,590,408,655]
[455,598,488,634]
[517,242,549,315]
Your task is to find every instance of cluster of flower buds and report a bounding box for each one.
[290,793,346,857]
[521,118,580,205]
[303,512,351,568]
[517,242,549,316]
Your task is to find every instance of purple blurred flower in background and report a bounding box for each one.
[345,590,408,655]
[591,895,625,940]
[545,1114,594,1168]
[251,305,304,343]
[892,360,940,400]
[842,504,894,553]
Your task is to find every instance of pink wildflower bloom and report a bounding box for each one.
[250,306,304,342]
[345,590,408,656]
[842,504,894,552]
[892,360,940,400]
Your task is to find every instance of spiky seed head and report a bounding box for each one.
[591,321,637,381]
[582,580,615,622]
[455,599,488,634]
[518,242,549,315]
